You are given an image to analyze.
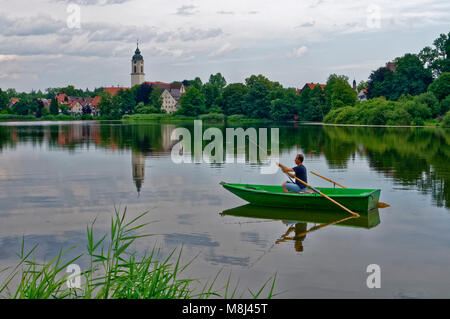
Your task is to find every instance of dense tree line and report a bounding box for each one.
[1,32,449,124]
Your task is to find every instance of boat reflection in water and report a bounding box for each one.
[221,204,380,252]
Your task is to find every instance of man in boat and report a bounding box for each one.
[277,154,308,193]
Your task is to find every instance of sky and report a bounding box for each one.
[0,0,449,92]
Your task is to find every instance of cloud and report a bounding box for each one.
[0,13,224,59]
[291,46,308,58]
[309,0,325,8]
[175,5,198,16]
[0,13,64,36]
[178,28,223,42]
[297,20,316,28]
[217,11,234,15]
[52,0,131,5]
[209,43,236,57]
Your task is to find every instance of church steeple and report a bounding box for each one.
[131,42,145,87]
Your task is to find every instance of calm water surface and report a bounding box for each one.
[0,121,449,298]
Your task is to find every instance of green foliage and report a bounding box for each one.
[367,67,393,99]
[428,72,450,102]
[202,82,221,110]
[270,89,299,121]
[298,86,326,121]
[12,99,39,116]
[392,54,433,99]
[0,114,37,121]
[0,89,8,111]
[357,81,368,91]
[222,83,248,115]
[49,98,59,115]
[441,110,450,127]
[178,87,206,116]
[198,113,225,122]
[323,95,435,125]
[324,74,357,111]
[419,32,450,77]
[242,77,271,118]
[368,54,433,101]
[135,83,153,105]
[208,73,227,89]
[440,94,450,115]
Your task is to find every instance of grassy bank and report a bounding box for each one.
[122,113,272,124]
[0,114,97,122]
[0,208,277,299]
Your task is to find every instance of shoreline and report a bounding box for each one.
[0,117,447,128]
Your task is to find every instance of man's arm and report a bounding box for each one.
[277,162,294,173]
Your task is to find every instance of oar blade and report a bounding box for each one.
[377,202,390,208]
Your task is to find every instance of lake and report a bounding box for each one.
[0,120,449,298]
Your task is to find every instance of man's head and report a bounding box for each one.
[295,154,304,165]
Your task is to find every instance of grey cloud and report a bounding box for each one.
[217,11,234,15]
[53,0,131,5]
[0,13,223,58]
[178,28,223,42]
[0,13,64,37]
[175,5,198,16]
[297,21,316,28]
[248,11,259,15]
[309,0,325,8]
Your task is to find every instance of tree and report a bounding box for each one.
[189,77,203,90]
[202,82,221,110]
[270,89,299,121]
[82,104,92,115]
[390,54,433,99]
[208,73,227,89]
[178,87,206,116]
[367,67,394,99]
[245,74,281,90]
[0,89,8,112]
[12,99,38,115]
[222,83,248,115]
[49,98,59,115]
[428,72,450,101]
[357,81,368,91]
[135,83,153,105]
[242,80,271,118]
[98,92,115,118]
[419,32,450,77]
[148,89,162,110]
[114,89,136,115]
[324,74,356,110]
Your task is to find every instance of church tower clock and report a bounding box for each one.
[131,43,145,87]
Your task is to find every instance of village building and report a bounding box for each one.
[145,81,186,113]
[358,89,368,101]
[296,83,325,94]
[9,97,20,108]
[68,101,83,116]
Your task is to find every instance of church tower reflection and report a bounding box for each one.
[132,150,146,194]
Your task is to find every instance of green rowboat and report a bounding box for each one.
[220,182,381,212]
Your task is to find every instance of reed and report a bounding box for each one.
[0,208,277,299]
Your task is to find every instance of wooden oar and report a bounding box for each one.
[280,169,360,218]
[310,171,390,208]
